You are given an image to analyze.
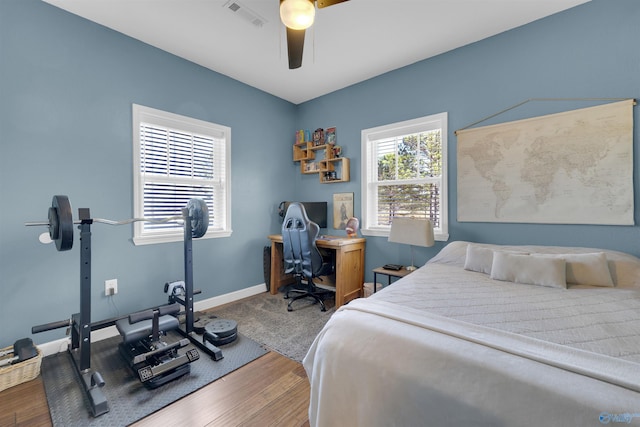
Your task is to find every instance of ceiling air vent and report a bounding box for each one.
[223,1,267,28]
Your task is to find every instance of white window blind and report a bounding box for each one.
[361,113,448,240]
[133,104,231,245]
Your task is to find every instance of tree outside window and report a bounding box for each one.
[361,113,448,240]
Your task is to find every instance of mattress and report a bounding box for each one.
[303,241,640,427]
[369,262,640,363]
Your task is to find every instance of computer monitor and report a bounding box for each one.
[281,201,328,229]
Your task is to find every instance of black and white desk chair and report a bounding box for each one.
[281,202,334,312]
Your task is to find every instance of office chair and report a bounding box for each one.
[281,202,334,311]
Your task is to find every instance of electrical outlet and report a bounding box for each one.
[105,279,118,296]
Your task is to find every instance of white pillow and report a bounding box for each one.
[603,251,640,288]
[491,251,567,289]
[534,252,614,287]
[432,241,640,289]
[464,244,494,274]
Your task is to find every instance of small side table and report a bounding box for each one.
[372,266,413,293]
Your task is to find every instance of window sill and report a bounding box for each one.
[361,227,448,242]
[133,230,232,246]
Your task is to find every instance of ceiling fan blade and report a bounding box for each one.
[286,27,305,69]
[316,0,349,8]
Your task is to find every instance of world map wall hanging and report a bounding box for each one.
[456,99,634,225]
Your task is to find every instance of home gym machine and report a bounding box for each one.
[27,195,215,417]
[115,302,199,389]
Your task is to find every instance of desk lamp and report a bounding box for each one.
[388,217,434,271]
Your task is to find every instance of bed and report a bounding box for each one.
[303,241,640,427]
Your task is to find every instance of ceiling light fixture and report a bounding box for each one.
[280,0,315,30]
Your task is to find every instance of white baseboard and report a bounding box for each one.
[37,283,268,357]
[194,283,266,312]
[38,337,73,358]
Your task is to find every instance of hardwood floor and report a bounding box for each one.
[0,352,311,427]
[0,376,51,427]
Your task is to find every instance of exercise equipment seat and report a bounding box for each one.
[116,315,179,344]
[116,303,199,389]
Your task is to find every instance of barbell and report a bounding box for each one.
[26,195,209,251]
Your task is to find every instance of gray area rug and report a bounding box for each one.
[206,290,335,363]
[41,331,267,426]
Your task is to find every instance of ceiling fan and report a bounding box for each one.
[280,0,350,69]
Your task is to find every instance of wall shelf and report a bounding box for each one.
[320,158,350,183]
[293,142,314,161]
[292,142,350,183]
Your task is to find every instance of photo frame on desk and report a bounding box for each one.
[333,192,353,229]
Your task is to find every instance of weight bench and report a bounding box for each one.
[116,303,199,389]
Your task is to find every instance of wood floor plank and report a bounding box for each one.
[207,371,305,426]
[242,378,312,427]
[0,351,309,427]
[133,352,310,427]
[0,376,52,427]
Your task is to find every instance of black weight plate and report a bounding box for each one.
[193,319,208,335]
[204,318,237,338]
[48,207,59,240]
[208,331,237,346]
[187,198,209,238]
[51,195,73,251]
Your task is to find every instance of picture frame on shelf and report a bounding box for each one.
[333,192,354,229]
[325,127,336,145]
[313,128,325,146]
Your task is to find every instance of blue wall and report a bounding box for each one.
[0,0,297,345]
[297,0,640,276]
[1,0,639,347]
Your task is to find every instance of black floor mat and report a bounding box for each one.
[41,331,267,426]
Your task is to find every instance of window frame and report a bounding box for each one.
[132,104,232,245]
[361,112,449,241]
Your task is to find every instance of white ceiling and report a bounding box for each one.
[43,0,590,104]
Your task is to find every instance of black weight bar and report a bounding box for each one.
[32,319,71,334]
[26,196,209,252]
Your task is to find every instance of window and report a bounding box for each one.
[361,112,448,240]
[132,104,231,245]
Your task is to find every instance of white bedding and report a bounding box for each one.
[303,241,640,427]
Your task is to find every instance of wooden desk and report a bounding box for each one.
[268,235,366,308]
